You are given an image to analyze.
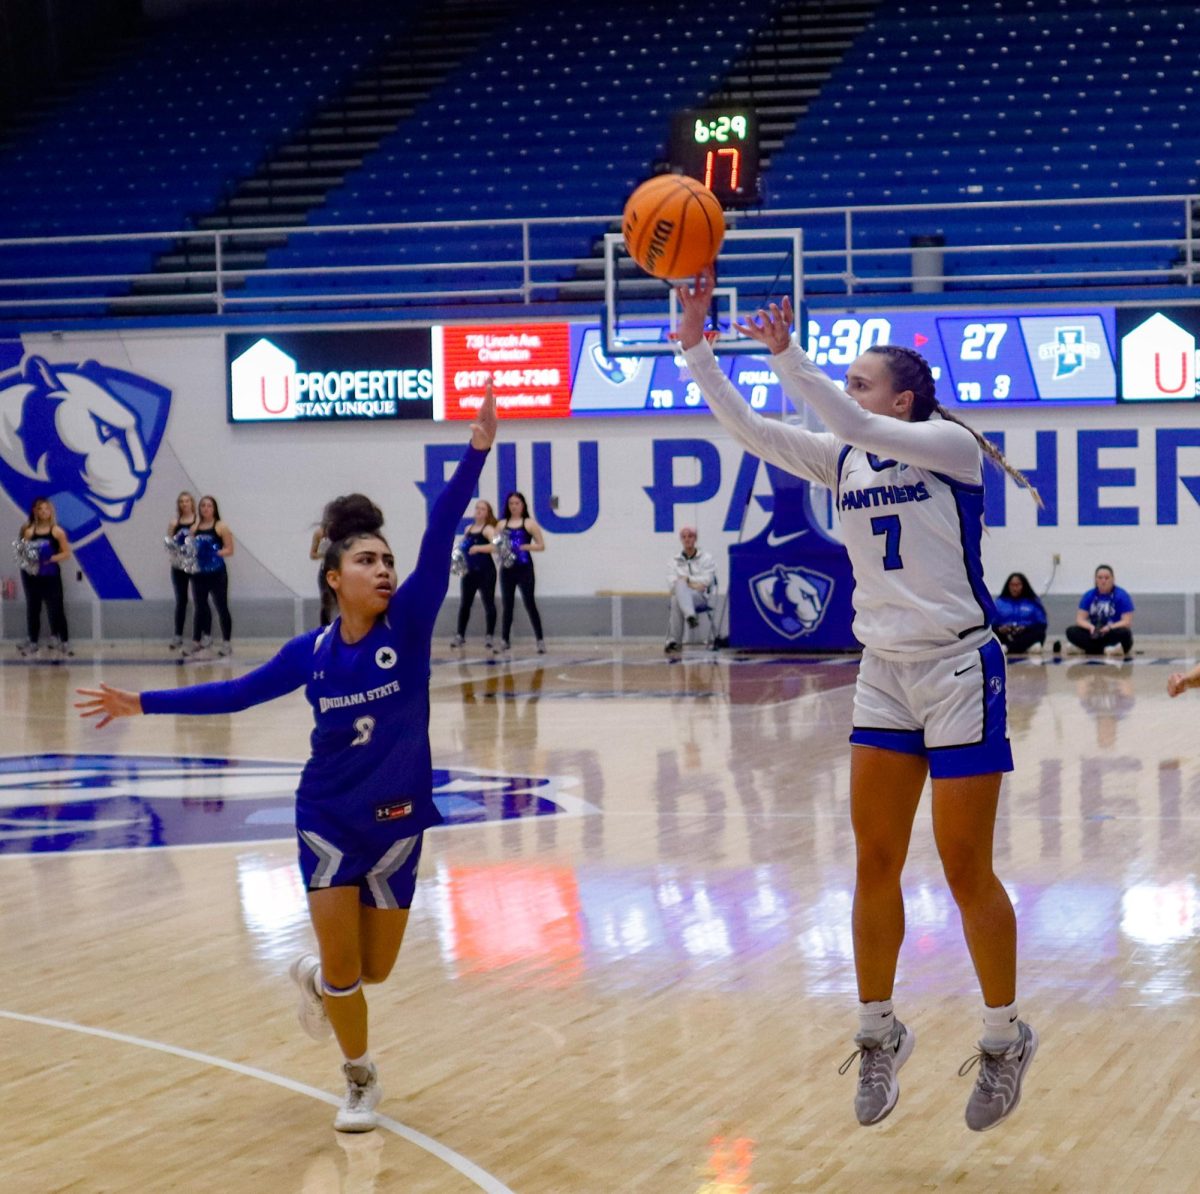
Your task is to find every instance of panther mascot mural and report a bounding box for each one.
[0,353,172,597]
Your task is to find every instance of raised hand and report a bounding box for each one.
[674,266,717,350]
[75,683,142,728]
[471,376,498,450]
[734,298,794,355]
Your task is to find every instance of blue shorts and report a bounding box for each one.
[297,827,424,910]
[849,636,1013,778]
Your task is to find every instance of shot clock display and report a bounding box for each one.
[802,308,1119,407]
[668,108,761,207]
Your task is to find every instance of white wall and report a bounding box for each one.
[5,326,1200,606]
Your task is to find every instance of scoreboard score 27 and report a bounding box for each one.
[803,309,1119,406]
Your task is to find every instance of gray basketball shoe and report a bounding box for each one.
[838,1020,916,1125]
[335,1061,382,1132]
[960,1020,1038,1131]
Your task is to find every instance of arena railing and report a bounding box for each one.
[0,193,1193,316]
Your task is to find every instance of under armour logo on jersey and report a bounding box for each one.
[375,646,398,669]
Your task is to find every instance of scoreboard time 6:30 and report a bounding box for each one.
[803,308,1119,406]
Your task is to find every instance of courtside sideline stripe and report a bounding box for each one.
[0,1008,514,1194]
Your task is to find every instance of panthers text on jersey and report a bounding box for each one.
[684,340,996,659]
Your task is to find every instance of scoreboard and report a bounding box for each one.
[429,319,784,418]
[228,304,1200,424]
[803,309,1118,408]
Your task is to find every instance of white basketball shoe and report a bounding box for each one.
[288,953,332,1041]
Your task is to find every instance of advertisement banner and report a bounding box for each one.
[226,329,434,423]
[434,323,573,420]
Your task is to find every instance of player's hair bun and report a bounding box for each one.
[323,493,384,544]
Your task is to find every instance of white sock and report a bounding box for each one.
[982,1000,1021,1049]
[857,999,896,1044]
[346,1051,373,1072]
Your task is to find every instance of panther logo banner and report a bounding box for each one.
[0,352,172,597]
[748,563,835,640]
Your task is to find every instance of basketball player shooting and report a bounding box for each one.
[676,268,1040,1132]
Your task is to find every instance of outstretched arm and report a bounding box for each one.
[676,271,840,489]
[396,381,497,622]
[76,634,313,727]
[1168,661,1200,698]
[680,270,979,482]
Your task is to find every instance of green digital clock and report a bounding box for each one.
[693,113,749,144]
[669,108,761,207]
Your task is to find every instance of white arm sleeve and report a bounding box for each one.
[770,344,982,482]
[682,341,841,489]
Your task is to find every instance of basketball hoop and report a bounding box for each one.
[666,329,721,346]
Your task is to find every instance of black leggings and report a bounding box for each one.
[500,562,543,642]
[1066,624,1132,656]
[25,572,68,644]
[457,566,497,637]
[170,567,191,637]
[192,569,232,643]
[995,623,1046,653]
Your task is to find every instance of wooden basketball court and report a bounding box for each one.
[0,639,1195,1192]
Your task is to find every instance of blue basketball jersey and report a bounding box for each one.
[141,445,489,839]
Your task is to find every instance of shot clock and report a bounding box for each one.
[668,108,761,207]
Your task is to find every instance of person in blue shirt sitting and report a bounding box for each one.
[992,572,1047,655]
[1064,564,1134,657]
[75,385,497,1134]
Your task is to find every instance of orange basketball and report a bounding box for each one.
[622,175,725,280]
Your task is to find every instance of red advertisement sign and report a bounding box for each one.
[434,322,573,420]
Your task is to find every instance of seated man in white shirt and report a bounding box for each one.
[666,526,718,653]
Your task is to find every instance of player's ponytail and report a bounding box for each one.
[322,493,387,572]
[866,345,1044,509]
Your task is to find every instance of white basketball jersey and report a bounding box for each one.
[835,445,996,657]
[683,339,999,659]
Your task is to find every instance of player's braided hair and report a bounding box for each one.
[322,493,388,573]
[866,345,1044,508]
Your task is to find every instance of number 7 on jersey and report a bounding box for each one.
[870,515,904,571]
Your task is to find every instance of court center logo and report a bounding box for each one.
[0,754,586,856]
[748,563,834,640]
[0,353,172,597]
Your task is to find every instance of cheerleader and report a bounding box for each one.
[19,497,72,658]
[497,491,546,654]
[166,491,197,649]
[75,386,497,1132]
[450,499,498,649]
[678,269,1038,1132]
[185,495,234,657]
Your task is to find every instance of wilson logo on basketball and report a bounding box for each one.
[622,175,725,280]
[643,218,676,274]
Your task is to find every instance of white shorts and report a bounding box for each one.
[850,636,1012,778]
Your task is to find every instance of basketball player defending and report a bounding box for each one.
[677,270,1037,1132]
[76,385,497,1133]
